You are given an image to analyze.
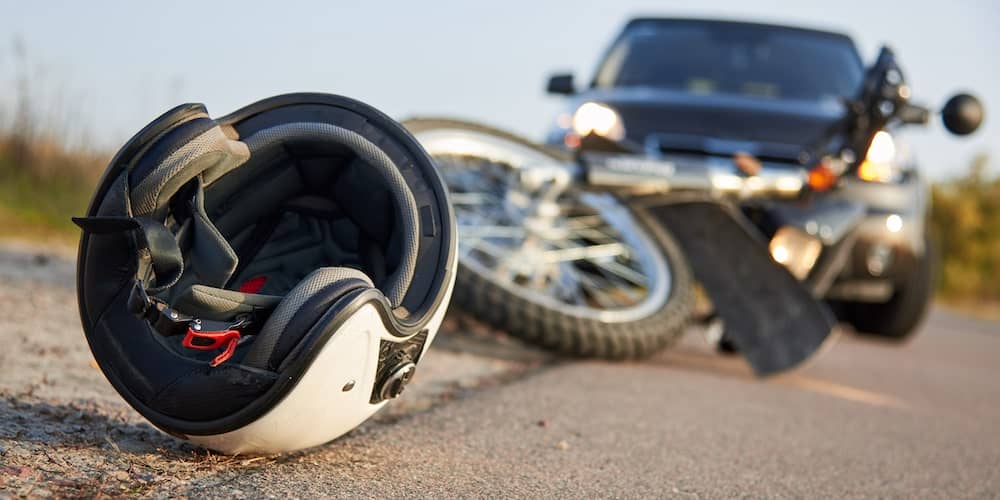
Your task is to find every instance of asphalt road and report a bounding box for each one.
[235,309,1000,498]
[1,241,998,498]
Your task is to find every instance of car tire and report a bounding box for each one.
[843,235,935,340]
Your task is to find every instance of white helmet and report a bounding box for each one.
[74,93,457,454]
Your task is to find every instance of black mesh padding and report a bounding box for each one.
[149,363,279,421]
[241,122,419,307]
[88,283,278,421]
[128,117,216,191]
[183,182,238,289]
[240,267,373,368]
[130,123,249,218]
[171,285,281,321]
[200,148,406,302]
[260,277,371,371]
[227,210,363,296]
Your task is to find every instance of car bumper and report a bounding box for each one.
[761,173,928,303]
[824,175,929,302]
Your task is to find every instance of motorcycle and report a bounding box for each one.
[404,119,834,376]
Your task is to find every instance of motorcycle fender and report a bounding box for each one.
[634,196,836,376]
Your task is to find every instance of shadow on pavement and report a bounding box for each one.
[0,393,185,453]
[434,313,555,364]
[0,393,307,496]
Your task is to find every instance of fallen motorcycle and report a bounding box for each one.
[405,118,834,376]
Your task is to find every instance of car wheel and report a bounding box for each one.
[844,235,935,340]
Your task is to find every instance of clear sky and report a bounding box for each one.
[2,0,997,179]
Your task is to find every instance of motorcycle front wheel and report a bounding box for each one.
[406,119,693,358]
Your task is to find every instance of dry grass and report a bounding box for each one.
[0,135,106,247]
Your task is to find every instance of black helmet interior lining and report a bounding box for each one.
[75,94,454,433]
[131,118,418,298]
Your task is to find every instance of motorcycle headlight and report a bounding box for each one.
[857,130,901,183]
[769,226,823,280]
[572,102,625,141]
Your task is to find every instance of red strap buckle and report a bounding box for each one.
[183,326,241,367]
[238,275,268,294]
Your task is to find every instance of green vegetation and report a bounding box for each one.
[0,137,104,244]
[929,153,1000,302]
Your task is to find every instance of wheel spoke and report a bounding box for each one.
[463,238,513,259]
[592,259,648,286]
[573,269,627,308]
[459,225,526,239]
[450,192,499,205]
[565,215,605,229]
[539,243,628,263]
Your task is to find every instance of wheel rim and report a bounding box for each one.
[414,128,671,322]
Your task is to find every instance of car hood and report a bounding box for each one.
[575,88,847,160]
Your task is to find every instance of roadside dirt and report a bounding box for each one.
[0,241,550,497]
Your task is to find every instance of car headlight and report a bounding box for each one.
[857,130,901,183]
[572,102,625,141]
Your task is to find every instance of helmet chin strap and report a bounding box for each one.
[72,212,262,366]
[72,215,184,292]
[76,150,255,337]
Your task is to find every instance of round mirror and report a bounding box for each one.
[942,93,984,136]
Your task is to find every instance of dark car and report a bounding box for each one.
[544,18,983,339]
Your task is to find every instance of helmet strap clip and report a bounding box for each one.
[181,315,252,367]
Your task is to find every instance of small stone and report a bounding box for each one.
[114,470,130,481]
[537,419,549,428]
[555,440,570,451]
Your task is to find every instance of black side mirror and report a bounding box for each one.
[547,73,575,95]
[941,93,984,136]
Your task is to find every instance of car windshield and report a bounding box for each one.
[594,22,864,102]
